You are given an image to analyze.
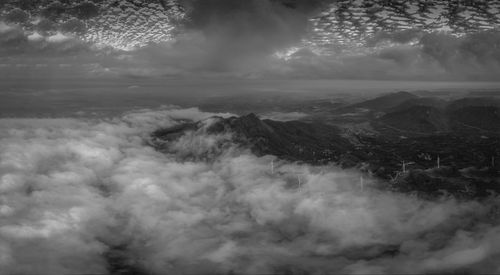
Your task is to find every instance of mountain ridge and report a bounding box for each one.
[152,109,500,198]
[153,112,354,165]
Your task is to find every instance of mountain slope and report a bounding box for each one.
[450,106,500,132]
[339,91,419,114]
[153,113,353,164]
[152,112,500,198]
[389,97,448,113]
[370,97,500,135]
[378,105,449,134]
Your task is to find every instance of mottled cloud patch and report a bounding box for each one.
[84,28,500,81]
[2,16,500,81]
[0,21,93,56]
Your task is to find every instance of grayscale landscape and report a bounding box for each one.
[1,1,500,274]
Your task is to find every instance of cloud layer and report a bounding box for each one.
[1,12,500,81]
[1,0,500,80]
[173,0,331,69]
[1,107,500,274]
[0,22,91,56]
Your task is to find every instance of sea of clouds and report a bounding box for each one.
[1,107,500,275]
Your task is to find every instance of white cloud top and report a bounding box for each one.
[46,32,73,43]
[0,107,499,274]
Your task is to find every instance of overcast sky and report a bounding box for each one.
[1,0,500,80]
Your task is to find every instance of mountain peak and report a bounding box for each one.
[240,113,259,121]
[154,114,352,164]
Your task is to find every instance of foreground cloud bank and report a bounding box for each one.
[1,107,500,274]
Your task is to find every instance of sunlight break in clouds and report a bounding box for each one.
[1,107,500,274]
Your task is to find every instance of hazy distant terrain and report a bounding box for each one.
[1,78,500,117]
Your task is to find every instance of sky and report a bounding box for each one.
[1,0,500,81]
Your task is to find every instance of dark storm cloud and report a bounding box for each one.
[155,0,500,79]
[420,30,500,75]
[181,0,331,39]
[109,0,335,75]
[172,0,334,69]
[411,30,500,80]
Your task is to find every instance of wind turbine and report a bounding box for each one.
[402,160,414,173]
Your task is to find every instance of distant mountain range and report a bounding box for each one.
[374,95,500,134]
[379,105,450,134]
[349,91,418,111]
[325,91,500,135]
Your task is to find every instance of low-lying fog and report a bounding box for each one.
[1,107,499,274]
